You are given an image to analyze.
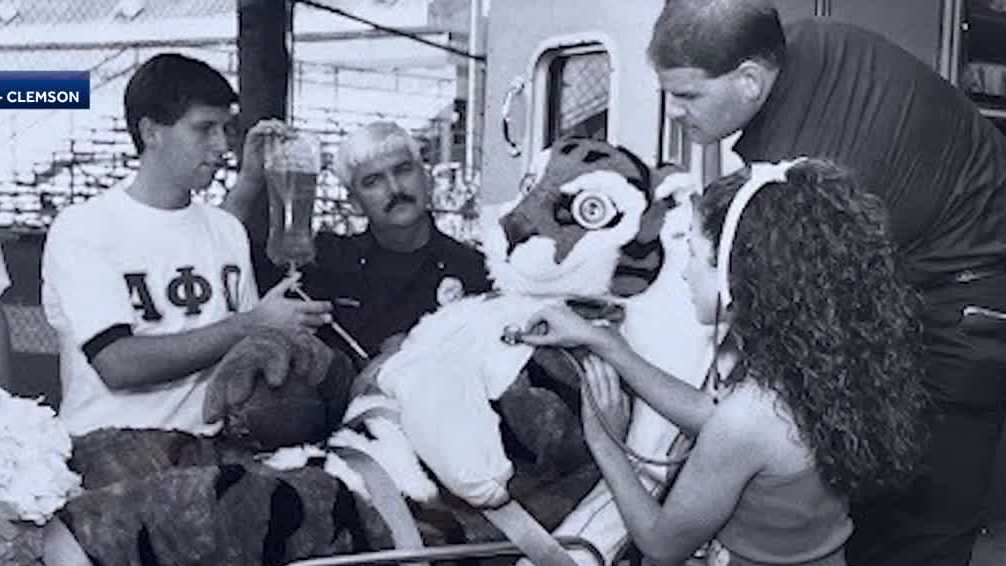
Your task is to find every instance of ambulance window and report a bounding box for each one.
[658,90,690,169]
[544,47,611,145]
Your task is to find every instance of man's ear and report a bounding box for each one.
[733,60,775,103]
[345,192,363,215]
[138,116,160,151]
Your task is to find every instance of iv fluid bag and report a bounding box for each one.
[265,132,319,268]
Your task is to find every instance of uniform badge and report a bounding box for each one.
[436,276,464,306]
[705,539,731,566]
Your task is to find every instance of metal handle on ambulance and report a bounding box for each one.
[501,76,526,157]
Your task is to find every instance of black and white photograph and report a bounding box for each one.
[0,1,1005,565]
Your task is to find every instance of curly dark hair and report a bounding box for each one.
[696,159,928,498]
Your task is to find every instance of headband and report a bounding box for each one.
[716,158,807,307]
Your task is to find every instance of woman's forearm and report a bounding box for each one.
[589,437,699,565]
[595,337,715,437]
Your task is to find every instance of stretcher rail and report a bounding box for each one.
[285,535,604,566]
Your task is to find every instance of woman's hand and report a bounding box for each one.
[580,354,631,450]
[518,304,619,351]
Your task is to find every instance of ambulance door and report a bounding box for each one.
[830,0,945,71]
[480,0,705,205]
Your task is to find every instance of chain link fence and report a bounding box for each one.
[0,0,481,373]
[555,52,611,137]
[0,0,480,241]
[0,1,238,233]
[289,0,481,243]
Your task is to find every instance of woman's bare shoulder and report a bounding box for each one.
[711,381,813,474]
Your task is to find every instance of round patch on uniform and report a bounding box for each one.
[707,539,731,566]
[436,276,464,306]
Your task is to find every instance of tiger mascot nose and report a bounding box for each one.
[500,210,540,256]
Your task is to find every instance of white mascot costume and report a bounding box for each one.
[299,138,714,566]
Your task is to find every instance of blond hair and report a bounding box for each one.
[333,121,422,187]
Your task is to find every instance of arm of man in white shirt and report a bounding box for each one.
[91,276,332,390]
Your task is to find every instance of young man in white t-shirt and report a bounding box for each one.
[42,53,333,436]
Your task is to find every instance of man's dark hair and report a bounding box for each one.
[124,53,237,154]
[647,0,786,77]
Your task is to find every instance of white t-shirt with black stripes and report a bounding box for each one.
[42,188,258,436]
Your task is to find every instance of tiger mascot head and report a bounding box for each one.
[484,137,671,299]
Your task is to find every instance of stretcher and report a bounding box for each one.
[286,536,605,566]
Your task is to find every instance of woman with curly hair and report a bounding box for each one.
[521,159,928,565]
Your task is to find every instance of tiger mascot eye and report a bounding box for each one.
[333,137,714,562]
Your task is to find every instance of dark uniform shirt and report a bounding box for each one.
[734,19,1006,404]
[255,221,491,360]
[735,19,1006,287]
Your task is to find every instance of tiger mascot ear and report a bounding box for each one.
[606,148,671,298]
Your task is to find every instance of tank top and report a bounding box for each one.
[715,465,852,565]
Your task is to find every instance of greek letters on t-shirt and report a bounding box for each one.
[221,265,241,312]
[167,266,212,315]
[124,265,242,320]
[124,272,162,321]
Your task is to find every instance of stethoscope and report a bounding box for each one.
[566,159,806,468]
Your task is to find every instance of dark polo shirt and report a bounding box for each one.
[254,221,491,359]
[734,19,1006,404]
[735,19,1006,288]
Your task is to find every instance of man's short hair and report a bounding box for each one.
[124,53,237,154]
[333,121,422,188]
[647,0,786,77]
